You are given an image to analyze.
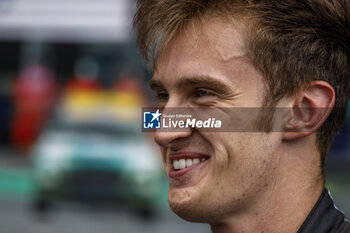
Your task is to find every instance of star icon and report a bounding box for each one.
[151,109,162,122]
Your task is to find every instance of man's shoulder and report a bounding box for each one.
[339,222,350,233]
[298,189,350,233]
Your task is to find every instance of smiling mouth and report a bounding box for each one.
[168,152,210,180]
[172,158,208,171]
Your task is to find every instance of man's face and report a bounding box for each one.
[151,18,283,222]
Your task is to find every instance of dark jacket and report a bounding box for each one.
[298,189,350,233]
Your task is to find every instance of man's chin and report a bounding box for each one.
[168,188,212,222]
[169,201,208,222]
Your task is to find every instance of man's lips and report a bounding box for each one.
[168,152,210,179]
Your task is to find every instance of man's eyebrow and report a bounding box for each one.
[149,79,164,91]
[150,75,233,93]
[174,76,232,92]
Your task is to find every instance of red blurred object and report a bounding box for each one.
[113,77,143,93]
[113,76,147,103]
[65,77,103,91]
[12,65,58,153]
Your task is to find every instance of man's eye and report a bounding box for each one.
[155,92,169,102]
[194,89,214,98]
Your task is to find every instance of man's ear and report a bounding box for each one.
[283,81,335,140]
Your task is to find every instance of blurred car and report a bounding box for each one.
[31,116,164,218]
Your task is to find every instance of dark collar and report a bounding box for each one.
[297,189,350,233]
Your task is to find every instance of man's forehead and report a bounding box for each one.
[155,16,249,70]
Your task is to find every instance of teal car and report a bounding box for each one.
[32,121,165,218]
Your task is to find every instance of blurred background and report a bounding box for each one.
[0,0,348,232]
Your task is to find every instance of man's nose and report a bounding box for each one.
[154,129,193,148]
[154,99,193,148]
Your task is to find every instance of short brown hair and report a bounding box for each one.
[133,0,350,168]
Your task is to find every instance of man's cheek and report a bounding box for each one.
[211,134,241,160]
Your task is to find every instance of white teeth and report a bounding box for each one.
[179,159,186,169]
[172,157,208,170]
[186,159,192,167]
[173,160,179,170]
